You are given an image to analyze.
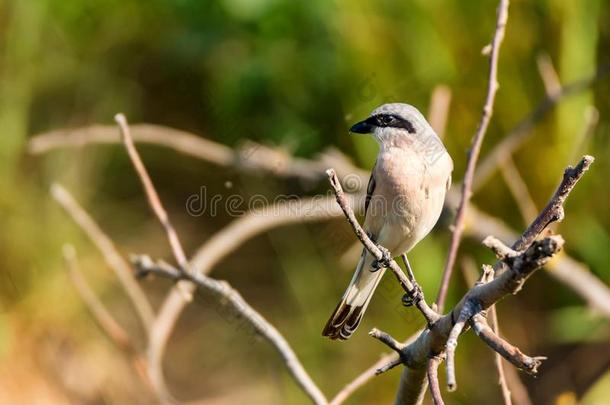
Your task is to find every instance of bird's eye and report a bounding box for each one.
[378,115,396,126]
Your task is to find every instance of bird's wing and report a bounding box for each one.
[364,159,377,217]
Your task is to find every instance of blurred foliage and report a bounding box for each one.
[1,0,609,403]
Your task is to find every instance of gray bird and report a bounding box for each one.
[323,103,453,340]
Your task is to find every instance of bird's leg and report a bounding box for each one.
[401,254,423,307]
[371,245,393,273]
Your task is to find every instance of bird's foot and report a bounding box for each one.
[402,283,423,307]
[371,246,393,272]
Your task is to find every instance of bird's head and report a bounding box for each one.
[349,103,436,146]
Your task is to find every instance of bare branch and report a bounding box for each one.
[536,53,562,97]
[489,307,513,405]
[377,358,404,375]
[369,328,405,354]
[115,114,190,272]
[473,65,610,193]
[436,0,510,312]
[29,123,362,185]
[393,235,562,404]
[570,106,599,162]
[427,357,445,405]
[513,155,593,251]
[63,244,132,350]
[445,301,477,391]
[329,331,421,405]
[483,236,519,259]
[499,156,538,223]
[148,193,362,405]
[62,245,153,395]
[330,353,398,405]
[328,153,591,404]
[133,256,328,405]
[459,198,610,319]
[113,114,327,404]
[471,314,545,374]
[51,183,155,333]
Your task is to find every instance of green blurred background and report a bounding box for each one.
[1,0,609,403]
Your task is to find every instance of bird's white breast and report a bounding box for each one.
[370,139,452,255]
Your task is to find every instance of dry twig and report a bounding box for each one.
[62,245,151,390]
[436,0,510,311]
[473,65,610,193]
[63,244,133,351]
[114,115,327,405]
[51,184,155,332]
[133,256,328,405]
[427,357,444,405]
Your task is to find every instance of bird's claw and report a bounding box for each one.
[371,246,392,272]
[402,283,423,307]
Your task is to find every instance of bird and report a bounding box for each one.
[322,103,453,340]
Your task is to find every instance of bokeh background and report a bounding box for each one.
[1,0,609,404]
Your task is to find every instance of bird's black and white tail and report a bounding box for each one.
[322,251,385,340]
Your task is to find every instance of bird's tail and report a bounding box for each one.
[322,251,385,340]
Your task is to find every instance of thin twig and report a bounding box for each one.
[502,361,534,405]
[513,155,594,251]
[329,330,421,405]
[133,256,328,405]
[51,184,155,333]
[29,123,362,185]
[427,357,445,405]
[115,114,327,404]
[149,193,361,405]
[536,53,562,97]
[489,307,512,405]
[499,156,538,224]
[115,114,189,271]
[369,328,405,353]
[471,314,545,374]
[329,353,397,405]
[445,301,477,391]
[455,191,610,319]
[436,0,510,311]
[63,244,132,350]
[62,245,152,392]
[569,106,599,163]
[473,65,610,193]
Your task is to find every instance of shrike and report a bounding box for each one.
[323,103,453,340]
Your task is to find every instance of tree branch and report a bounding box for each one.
[114,114,327,405]
[471,314,545,375]
[436,0,510,312]
[51,184,155,333]
[133,255,328,405]
[427,357,445,405]
[63,244,133,351]
[473,65,610,193]
[62,245,152,393]
[327,151,591,404]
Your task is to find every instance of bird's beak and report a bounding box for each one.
[349,118,375,134]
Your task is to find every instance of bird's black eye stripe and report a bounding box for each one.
[371,114,415,133]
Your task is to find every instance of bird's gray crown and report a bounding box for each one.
[350,103,431,136]
[369,103,429,133]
